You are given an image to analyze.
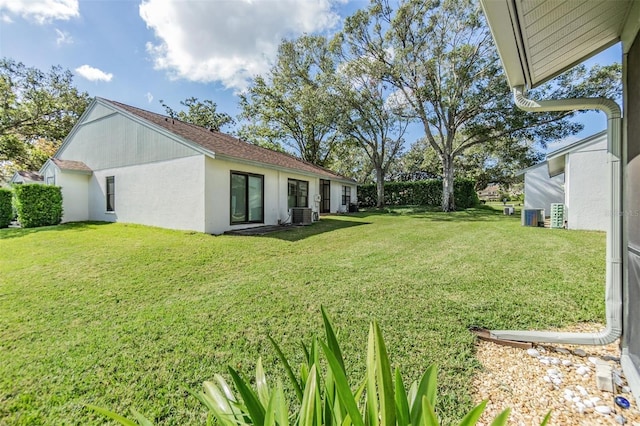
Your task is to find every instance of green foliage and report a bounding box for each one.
[341,0,621,211]
[0,188,12,228]
[358,179,478,209]
[238,35,344,167]
[90,308,513,426]
[0,58,90,180]
[13,184,62,228]
[160,97,234,131]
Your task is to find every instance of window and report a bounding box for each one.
[342,186,351,206]
[106,176,115,212]
[288,179,308,208]
[230,172,264,224]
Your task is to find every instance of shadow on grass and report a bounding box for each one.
[356,204,515,222]
[261,217,370,242]
[0,221,111,240]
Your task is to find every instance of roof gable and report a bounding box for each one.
[102,98,353,182]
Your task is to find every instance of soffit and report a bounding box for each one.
[481,0,634,88]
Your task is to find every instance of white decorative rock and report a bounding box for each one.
[573,349,587,357]
[584,400,594,408]
[527,348,540,357]
[553,377,562,385]
[564,394,574,402]
[616,414,627,424]
[595,405,612,415]
[576,366,589,376]
[590,397,601,404]
[576,385,588,396]
[547,368,559,375]
[550,357,560,365]
[588,356,599,365]
[543,375,551,383]
[562,359,573,367]
[576,402,586,414]
[540,358,550,365]
[622,386,631,394]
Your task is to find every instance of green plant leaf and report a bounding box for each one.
[130,408,155,426]
[274,382,290,426]
[299,364,318,426]
[320,341,365,426]
[420,396,439,426]
[539,410,552,426]
[256,358,271,407]
[366,323,379,426]
[489,408,511,426]
[458,400,487,426]
[268,335,304,402]
[321,305,346,373]
[229,366,266,425]
[410,365,437,425]
[86,404,141,426]
[372,321,395,426]
[394,368,410,426]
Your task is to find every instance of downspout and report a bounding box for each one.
[490,85,622,345]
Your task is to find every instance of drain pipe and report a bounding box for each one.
[490,85,622,345]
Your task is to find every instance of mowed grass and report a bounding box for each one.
[0,207,605,425]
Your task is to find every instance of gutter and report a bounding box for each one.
[490,86,623,345]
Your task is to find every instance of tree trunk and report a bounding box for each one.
[441,155,455,212]
[375,166,385,208]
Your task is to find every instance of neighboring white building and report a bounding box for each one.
[517,162,564,218]
[547,131,608,232]
[9,170,44,185]
[37,97,357,234]
[519,131,607,231]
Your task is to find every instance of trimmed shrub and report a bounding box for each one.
[359,178,478,209]
[0,188,13,228]
[13,184,63,228]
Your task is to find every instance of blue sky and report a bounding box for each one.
[0,0,621,152]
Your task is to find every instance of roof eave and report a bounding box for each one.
[480,0,529,89]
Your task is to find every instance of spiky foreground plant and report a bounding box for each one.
[89,308,550,426]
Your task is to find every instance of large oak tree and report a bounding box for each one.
[342,0,621,211]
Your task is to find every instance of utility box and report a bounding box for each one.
[522,208,545,227]
[550,203,565,229]
[291,207,312,225]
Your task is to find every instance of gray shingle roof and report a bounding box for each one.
[52,158,92,172]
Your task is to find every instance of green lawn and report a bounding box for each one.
[0,207,605,425]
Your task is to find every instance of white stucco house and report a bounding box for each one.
[519,131,608,231]
[38,97,357,234]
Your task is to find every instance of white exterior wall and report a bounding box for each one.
[203,157,357,234]
[57,172,89,223]
[565,138,608,231]
[89,156,207,232]
[523,163,564,217]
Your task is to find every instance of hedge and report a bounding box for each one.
[0,188,12,228]
[358,178,478,209]
[13,184,63,228]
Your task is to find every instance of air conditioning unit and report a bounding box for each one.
[291,207,313,225]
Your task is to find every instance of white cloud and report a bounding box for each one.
[55,28,72,45]
[1,13,12,23]
[139,0,342,91]
[146,92,154,103]
[0,0,79,24]
[75,65,113,82]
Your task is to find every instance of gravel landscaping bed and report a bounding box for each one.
[473,323,640,425]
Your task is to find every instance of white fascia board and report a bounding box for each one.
[515,161,546,177]
[480,0,529,88]
[546,130,608,161]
